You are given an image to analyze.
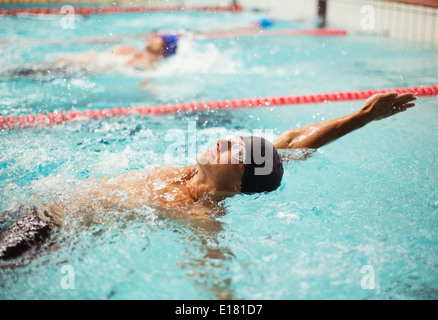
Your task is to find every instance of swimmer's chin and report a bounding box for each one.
[196,153,210,166]
[196,151,215,166]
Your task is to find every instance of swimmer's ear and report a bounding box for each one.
[234,184,242,193]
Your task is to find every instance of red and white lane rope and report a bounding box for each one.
[1,85,437,130]
[0,4,243,16]
[197,28,347,39]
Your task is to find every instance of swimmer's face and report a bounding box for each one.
[196,137,245,192]
[145,35,166,56]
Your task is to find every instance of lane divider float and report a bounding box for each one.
[196,28,347,39]
[0,4,243,16]
[1,85,437,130]
[0,0,194,2]
[0,0,169,2]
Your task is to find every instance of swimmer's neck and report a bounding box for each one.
[186,167,237,201]
[186,171,210,200]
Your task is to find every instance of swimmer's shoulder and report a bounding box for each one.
[110,45,141,56]
[150,164,196,175]
[122,165,196,183]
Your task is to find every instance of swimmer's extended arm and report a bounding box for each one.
[273,92,416,149]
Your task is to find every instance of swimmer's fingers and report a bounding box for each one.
[392,94,416,109]
[400,102,416,109]
[394,101,416,109]
[392,103,416,115]
[393,93,416,104]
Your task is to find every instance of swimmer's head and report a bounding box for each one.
[196,136,283,194]
[196,136,246,193]
[145,33,179,57]
[145,34,166,56]
[240,136,283,193]
[159,34,179,57]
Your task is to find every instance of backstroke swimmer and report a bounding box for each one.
[10,33,180,76]
[7,18,273,77]
[0,92,416,261]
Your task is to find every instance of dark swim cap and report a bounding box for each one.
[241,136,283,193]
[159,34,179,57]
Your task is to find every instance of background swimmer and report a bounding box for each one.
[6,18,273,77]
[9,33,179,76]
[4,18,273,80]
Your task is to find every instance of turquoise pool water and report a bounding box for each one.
[0,7,438,299]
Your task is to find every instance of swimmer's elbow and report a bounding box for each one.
[274,129,302,149]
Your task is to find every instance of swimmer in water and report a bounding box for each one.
[7,18,273,78]
[0,92,416,260]
[8,18,274,77]
[10,33,179,76]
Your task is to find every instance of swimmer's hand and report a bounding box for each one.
[361,92,416,122]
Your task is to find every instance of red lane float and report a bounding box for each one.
[197,28,348,40]
[0,4,243,16]
[1,85,437,130]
